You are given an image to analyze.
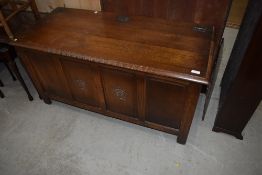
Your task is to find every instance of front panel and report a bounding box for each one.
[146,79,188,129]
[61,59,103,108]
[101,68,137,118]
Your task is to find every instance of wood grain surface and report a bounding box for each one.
[12,8,214,84]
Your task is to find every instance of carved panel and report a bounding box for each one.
[61,59,102,107]
[102,68,137,118]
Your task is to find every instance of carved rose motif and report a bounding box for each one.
[75,79,86,90]
[113,87,127,101]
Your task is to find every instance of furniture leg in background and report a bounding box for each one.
[0,79,4,98]
[0,79,3,86]
[4,62,16,80]
[0,44,33,100]
[0,89,4,98]
[28,0,40,19]
[0,9,14,39]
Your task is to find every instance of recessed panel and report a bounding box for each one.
[146,79,187,129]
[102,68,137,118]
[61,59,101,107]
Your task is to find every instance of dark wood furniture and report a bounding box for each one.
[213,0,262,139]
[10,0,231,144]
[0,43,33,100]
[0,0,40,40]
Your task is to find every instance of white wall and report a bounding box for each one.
[35,0,101,12]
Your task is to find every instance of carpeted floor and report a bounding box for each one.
[0,28,261,175]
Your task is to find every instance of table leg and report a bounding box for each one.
[43,96,52,104]
[0,89,4,98]
[4,63,17,81]
[0,79,3,87]
[177,84,201,144]
[6,60,33,101]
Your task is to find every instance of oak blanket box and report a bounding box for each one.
[11,0,231,144]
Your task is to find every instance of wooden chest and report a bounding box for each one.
[10,0,231,144]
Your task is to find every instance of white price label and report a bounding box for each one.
[191,70,201,75]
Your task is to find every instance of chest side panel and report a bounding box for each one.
[146,78,188,129]
[26,51,72,99]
